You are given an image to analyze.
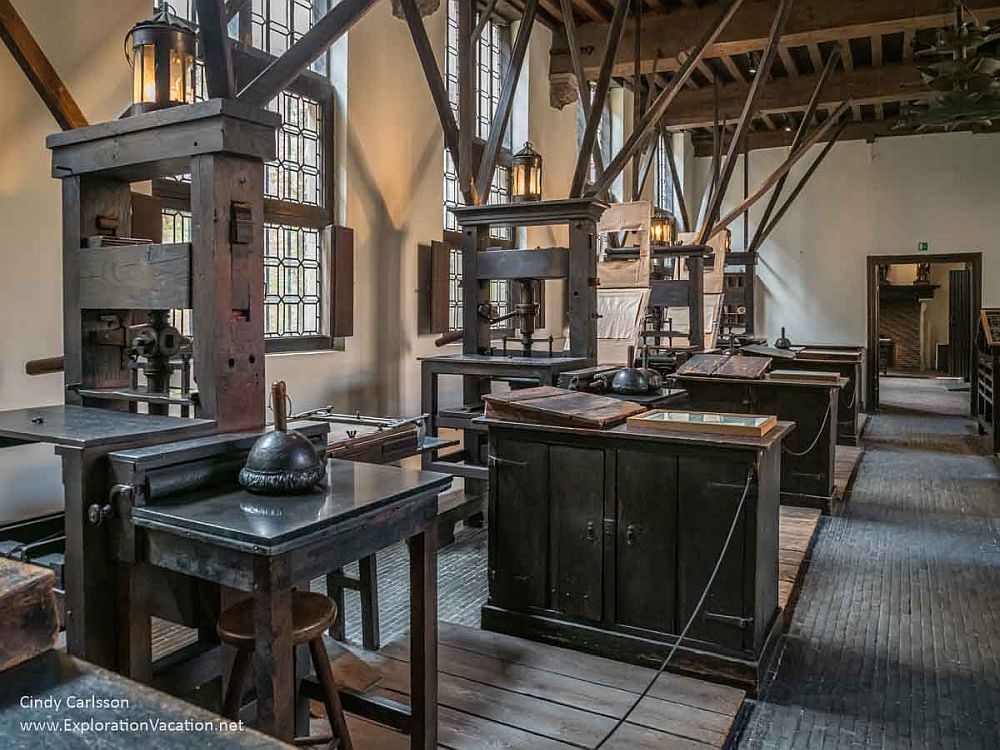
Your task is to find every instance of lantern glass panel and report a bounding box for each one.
[168,48,194,104]
[138,43,156,103]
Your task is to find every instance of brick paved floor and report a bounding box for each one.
[739,377,1000,750]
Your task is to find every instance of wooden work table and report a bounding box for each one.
[479,414,793,693]
[779,346,866,445]
[123,458,451,746]
[674,374,845,511]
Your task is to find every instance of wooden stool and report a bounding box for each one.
[218,591,353,749]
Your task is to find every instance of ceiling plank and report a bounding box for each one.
[551,0,1000,79]
[806,42,823,73]
[778,45,798,76]
[575,0,606,22]
[238,0,379,107]
[839,39,854,71]
[720,54,745,82]
[660,61,923,128]
[0,0,87,130]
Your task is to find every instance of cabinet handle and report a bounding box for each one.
[626,524,637,546]
[585,522,596,542]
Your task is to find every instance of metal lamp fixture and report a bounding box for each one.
[125,3,197,117]
[510,141,543,202]
[649,207,678,245]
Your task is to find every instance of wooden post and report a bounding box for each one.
[190,154,267,431]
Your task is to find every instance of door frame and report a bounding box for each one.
[866,252,982,413]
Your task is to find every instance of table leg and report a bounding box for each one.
[251,569,294,741]
[408,522,438,750]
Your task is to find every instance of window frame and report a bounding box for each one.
[152,10,342,354]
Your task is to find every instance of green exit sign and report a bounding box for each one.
[918,241,930,252]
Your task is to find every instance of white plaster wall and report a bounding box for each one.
[692,131,1000,347]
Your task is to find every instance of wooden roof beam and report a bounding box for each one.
[238,0,379,107]
[778,45,798,76]
[195,0,236,98]
[0,0,87,130]
[660,61,923,128]
[551,0,1000,79]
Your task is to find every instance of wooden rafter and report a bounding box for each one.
[754,118,848,248]
[720,54,744,82]
[591,0,747,197]
[711,99,851,236]
[839,39,854,72]
[631,0,643,199]
[551,0,1000,79]
[750,46,840,252]
[661,126,691,231]
[559,0,607,184]
[698,0,793,243]
[195,0,236,98]
[476,0,539,200]
[397,0,470,203]
[570,0,631,196]
[472,0,502,41]
[458,0,476,203]
[0,0,87,130]
[871,33,883,66]
[779,46,798,76]
[238,0,379,107]
[659,61,923,128]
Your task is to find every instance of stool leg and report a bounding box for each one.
[223,649,252,720]
[326,571,346,641]
[307,637,353,750]
[358,556,380,650]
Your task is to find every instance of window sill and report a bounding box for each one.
[265,336,345,355]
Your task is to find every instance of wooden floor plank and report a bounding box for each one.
[379,639,638,718]
[351,647,616,747]
[435,620,745,715]
[376,636,738,748]
[601,722,720,750]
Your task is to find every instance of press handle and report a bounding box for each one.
[271,381,288,432]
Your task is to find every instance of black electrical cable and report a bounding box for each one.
[593,467,756,749]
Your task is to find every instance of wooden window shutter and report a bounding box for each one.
[419,241,451,334]
[130,193,163,243]
[332,225,354,337]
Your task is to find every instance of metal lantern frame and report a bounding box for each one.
[125,4,198,117]
[510,141,543,202]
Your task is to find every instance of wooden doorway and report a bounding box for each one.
[866,252,982,413]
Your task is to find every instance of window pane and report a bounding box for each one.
[265,90,324,206]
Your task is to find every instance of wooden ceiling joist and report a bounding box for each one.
[550,0,1000,79]
[0,0,87,130]
[660,62,923,129]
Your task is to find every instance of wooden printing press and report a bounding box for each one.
[976,308,1000,459]
[419,199,606,532]
[0,99,450,748]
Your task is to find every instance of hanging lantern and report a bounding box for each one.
[510,142,543,202]
[125,3,197,117]
[649,207,678,245]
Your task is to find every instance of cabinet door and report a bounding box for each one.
[676,456,751,652]
[490,439,549,611]
[550,445,604,621]
[615,449,678,634]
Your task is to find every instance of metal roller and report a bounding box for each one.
[144,456,246,501]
